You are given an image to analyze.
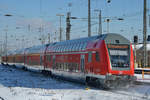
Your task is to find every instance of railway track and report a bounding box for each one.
[1,64,150,100]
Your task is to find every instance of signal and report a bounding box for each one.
[134,35,138,43]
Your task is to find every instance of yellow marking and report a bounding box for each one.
[141,68,150,79]
[85,87,90,90]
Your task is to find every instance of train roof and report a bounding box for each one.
[46,33,130,52]
[6,33,130,55]
[104,33,130,44]
[50,33,130,46]
[25,44,46,54]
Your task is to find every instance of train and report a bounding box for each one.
[1,33,136,89]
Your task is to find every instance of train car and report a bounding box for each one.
[24,45,47,70]
[1,33,136,88]
[3,49,25,66]
[44,33,136,88]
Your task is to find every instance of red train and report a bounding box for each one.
[1,33,136,88]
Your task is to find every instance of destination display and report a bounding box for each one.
[109,50,128,56]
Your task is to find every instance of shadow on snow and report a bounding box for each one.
[0,65,85,90]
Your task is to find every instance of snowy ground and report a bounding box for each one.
[0,65,150,100]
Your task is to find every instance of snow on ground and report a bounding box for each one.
[135,74,150,83]
[0,65,150,100]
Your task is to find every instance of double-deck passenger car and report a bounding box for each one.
[1,33,136,88]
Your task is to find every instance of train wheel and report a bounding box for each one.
[22,66,28,71]
[41,70,52,76]
[12,64,16,68]
[1,63,4,65]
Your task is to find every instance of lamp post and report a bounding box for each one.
[94,9,102,35]
[4,14,13,63]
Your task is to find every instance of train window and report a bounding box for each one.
[88,52,92,62]
[61,46,63,52]
[57,47,60,52]
[74,44,77,51]
[79,43,82,50]
[62,46,64,52]
[84,43,87,50]
[69,45,72,51]
[115,40,120,44]
[81,43,84,50]
[63,45,66,51]
[95,52,100,62]
[66,45,68,51]
[83,43,86,50]
[59,47,61,52]
[71,45,74,51]
[78,43,81,50]
[53,47,56,52]
[57,47,59,52]
[66,45,69,51]
[75,44,79,51]
[75,44,78,51]
[60,46,62,52]
[71,44,74,51]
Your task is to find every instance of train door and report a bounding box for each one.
[52,55,56,69]
[40,55,43,65]
[80,55,85,73]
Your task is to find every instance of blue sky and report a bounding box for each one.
[0,0,150,50]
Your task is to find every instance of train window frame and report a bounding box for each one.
[88,51,92,62]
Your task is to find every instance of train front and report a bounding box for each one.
[104,33,136,88]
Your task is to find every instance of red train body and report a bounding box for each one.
[1,33,136,88]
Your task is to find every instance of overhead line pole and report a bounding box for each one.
[98,10,102,35]
[57,14,64,41]
[66,12,71,40]
[143,0,147,67]
[5,26,8,63]
[88,0,91,37]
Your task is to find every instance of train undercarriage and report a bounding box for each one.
[86,74,137,89]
